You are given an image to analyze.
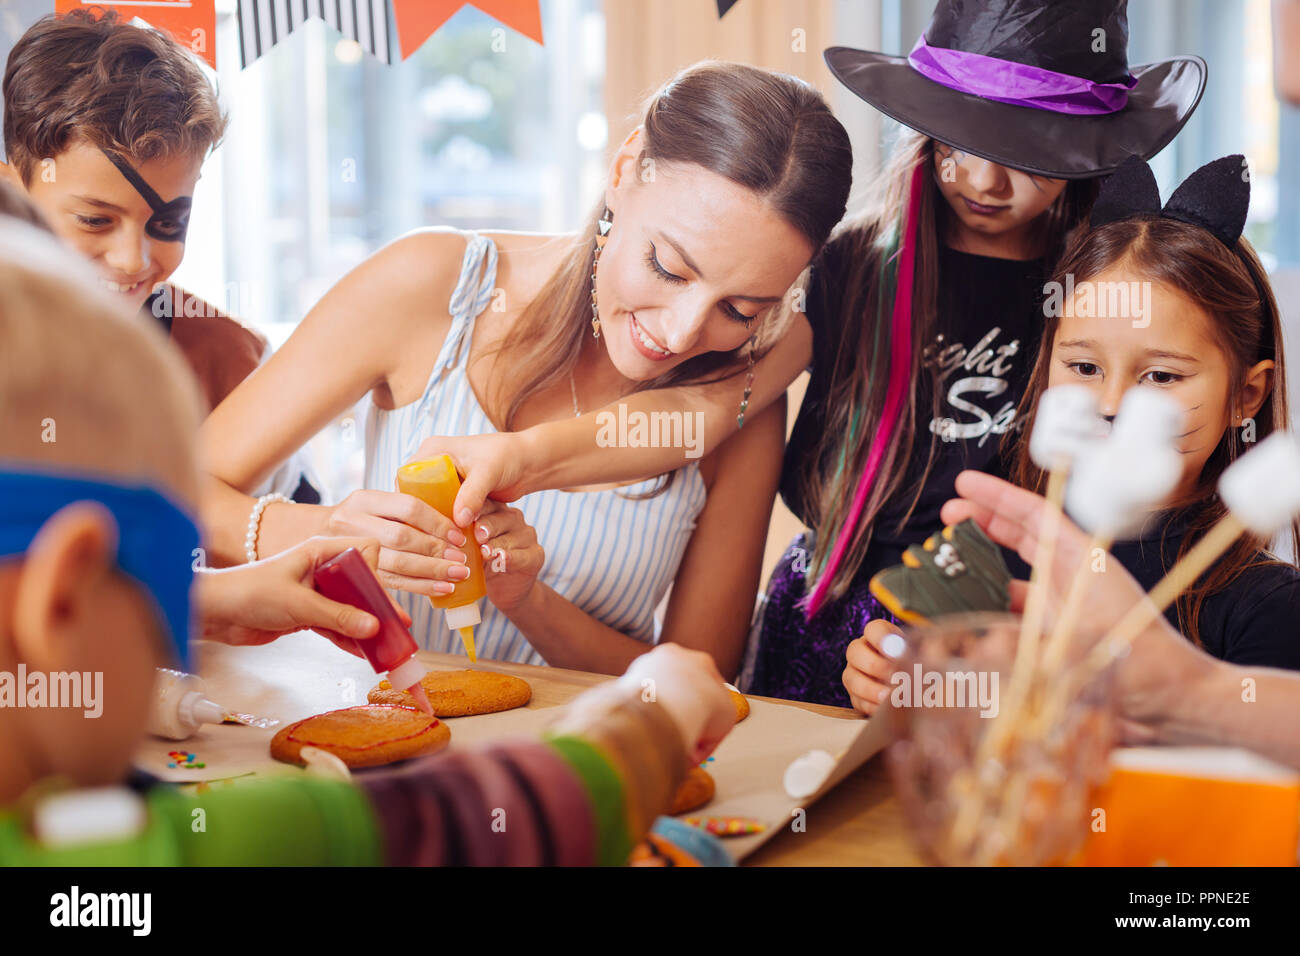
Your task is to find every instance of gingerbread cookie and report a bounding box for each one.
[367,669,532,716]
[670,766,716,815]
[270,704,450,769]
[869,518,1012,625]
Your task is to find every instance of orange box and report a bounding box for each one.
[1078,747,1300,866]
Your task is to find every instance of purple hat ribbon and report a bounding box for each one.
[907,35,1137,115]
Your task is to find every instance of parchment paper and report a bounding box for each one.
[132,632,891,861]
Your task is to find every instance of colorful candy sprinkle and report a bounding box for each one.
[166,750,206,769]
[682,816,766,836]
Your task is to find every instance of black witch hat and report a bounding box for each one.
[825,0,1206,179]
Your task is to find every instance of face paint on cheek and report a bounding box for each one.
[99,149,193,243]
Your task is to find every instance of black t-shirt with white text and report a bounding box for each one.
[781,237,1045,586]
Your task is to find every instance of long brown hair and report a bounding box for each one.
[1009,216,1298,643]
[802,130,1098,602]
[477,61,853,439]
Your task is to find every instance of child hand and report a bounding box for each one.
[325,488,472,598]
[621,644,736,763]
[475,500,545,613]
[843,619,908,716]
[197,536,412,654]
[555,644,736,764]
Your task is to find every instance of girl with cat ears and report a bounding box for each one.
[1007,153,1300,670]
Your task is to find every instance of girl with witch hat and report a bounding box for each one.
[395,0,1207,704]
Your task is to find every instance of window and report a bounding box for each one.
[174,0,605,498]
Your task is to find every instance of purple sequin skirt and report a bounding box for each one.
[749,532,900,707]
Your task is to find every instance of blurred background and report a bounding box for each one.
[3,0,1298,580]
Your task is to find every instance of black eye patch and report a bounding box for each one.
[100,149,193,243]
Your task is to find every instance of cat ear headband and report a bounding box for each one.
[1090,153,1250,246]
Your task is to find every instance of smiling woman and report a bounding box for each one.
[199,59,852,677]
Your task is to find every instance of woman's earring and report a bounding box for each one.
[737,336,756,428]
[591,208,612,339]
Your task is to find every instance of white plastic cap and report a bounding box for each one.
[386,656,427,695]
[1219,431,1300,535]
[1030,385,1101,468]
[34,787,147,847]
[178,691,226,730]
[444,601,481,630]
[783,749,837,799]
[1111,388,1184,447]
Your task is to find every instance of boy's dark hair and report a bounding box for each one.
[3,9,226,184]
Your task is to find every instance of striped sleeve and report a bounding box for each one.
[353,698,690,866]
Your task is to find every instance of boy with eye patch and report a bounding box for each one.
[1,9,320,505]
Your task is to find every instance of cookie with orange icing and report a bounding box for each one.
[367,669,531,717]
[670,766,716,815]
[727,687,750,722]
[270,704,450,768]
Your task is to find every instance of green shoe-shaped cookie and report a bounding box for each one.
[869,519,1012,625]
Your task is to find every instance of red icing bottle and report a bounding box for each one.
[313,547,432,715]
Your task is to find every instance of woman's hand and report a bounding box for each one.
[939,469,1204,730]
[844,619,908,716]
[196,536,412,654]
[410,433,534,527]
[324,488,472,598]
[474,500,545,614]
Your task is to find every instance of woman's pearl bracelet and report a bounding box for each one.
[245,493,290,563]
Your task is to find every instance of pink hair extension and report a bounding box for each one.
[805,161,925,618]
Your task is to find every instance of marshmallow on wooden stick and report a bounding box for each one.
[1013,388,1099,684]
[1080,430,1300,681]
[1065,389,1183,539]
[983,387,1101,782]
[1029,385,1103,471]
[1219,430,1300,537]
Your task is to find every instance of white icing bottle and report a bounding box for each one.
[146,668,227,740]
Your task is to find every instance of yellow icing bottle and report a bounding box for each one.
[396,457,486,662]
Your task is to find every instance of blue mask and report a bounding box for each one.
[0,465,199,668]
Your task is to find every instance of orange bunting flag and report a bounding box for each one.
[55,1,217,69]
[391,0,543,60]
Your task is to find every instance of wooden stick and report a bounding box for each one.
[1089,513,1244,670]
[1011,466,1068,686]
[1040,531,1113,675]
[978,465,1068,763]
[1035,513,1246,734]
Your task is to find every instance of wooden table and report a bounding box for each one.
[438,651,924,866]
